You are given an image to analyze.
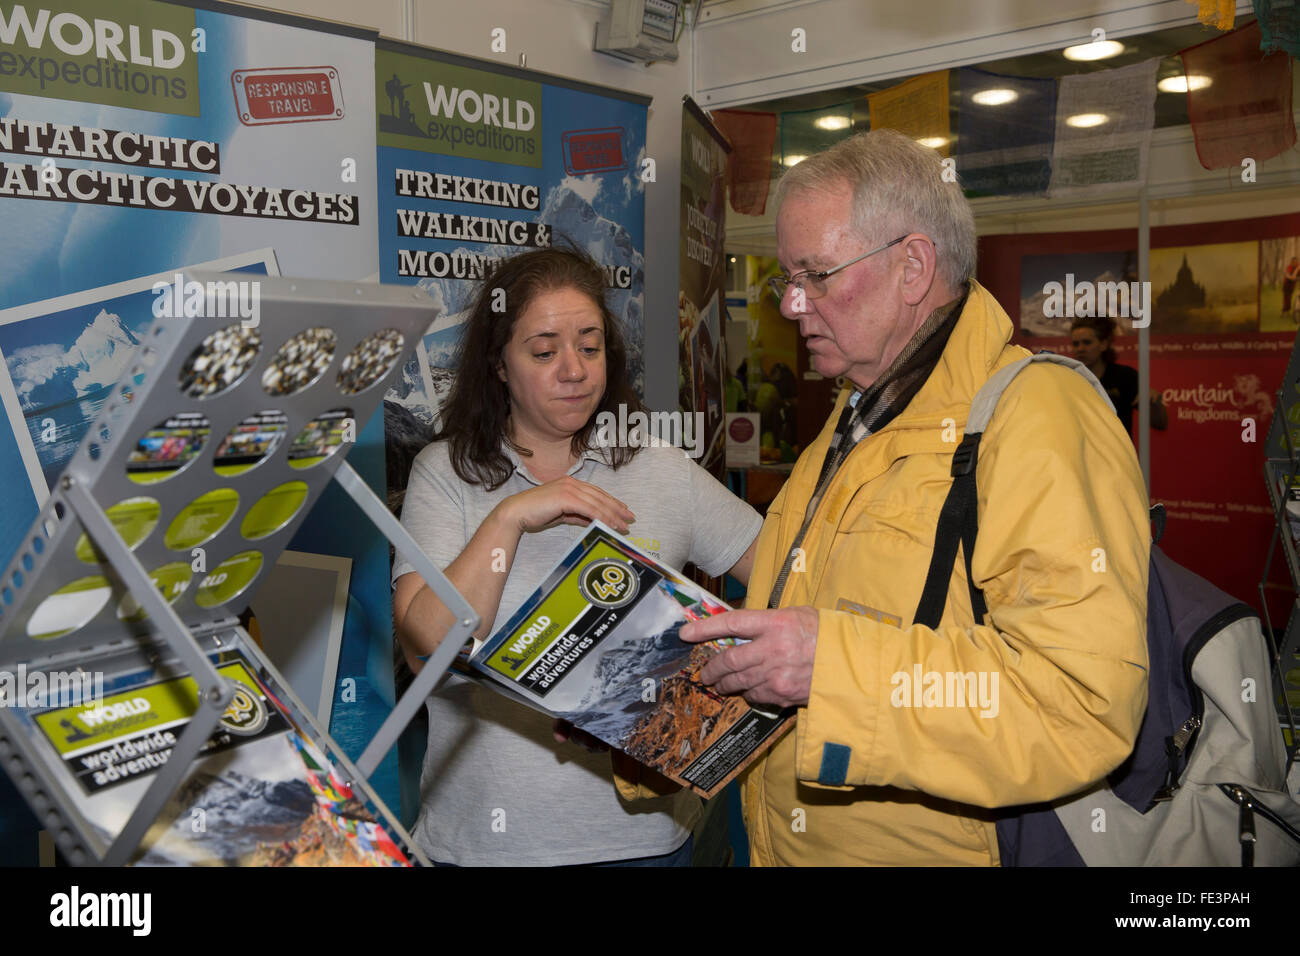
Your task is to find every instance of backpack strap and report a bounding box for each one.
[913,353,1111,628]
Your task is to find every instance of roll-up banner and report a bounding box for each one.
[374,38,649,472]
[679,96,728,476]
[0,0,397,855]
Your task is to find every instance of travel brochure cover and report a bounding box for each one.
[21,650,416,866]
[469,523,794,798]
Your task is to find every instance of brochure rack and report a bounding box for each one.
[0,273,478,865]
[1261,338,1300,764]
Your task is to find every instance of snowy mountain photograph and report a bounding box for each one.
[0,258,273,493]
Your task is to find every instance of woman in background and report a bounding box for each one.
[1071,315,1167,436]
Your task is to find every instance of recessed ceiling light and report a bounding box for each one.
[971,88,1019,106]
[1157,74,1212,93]
[915,136,947,149]
[783,154,807,166]
[1066,112,1109,128]
[814,115,851,131]
[1063,39,1125,61]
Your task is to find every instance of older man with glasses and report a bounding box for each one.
[678,128,1151,866]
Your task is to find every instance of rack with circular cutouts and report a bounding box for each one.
[0,272,436,665]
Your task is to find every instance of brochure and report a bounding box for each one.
[18,647,417,866]
[467,522,795,798]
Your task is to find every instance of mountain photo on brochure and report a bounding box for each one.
[469,522,794,798]
[17,650,417,866]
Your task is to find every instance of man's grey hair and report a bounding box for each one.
[773,128,976,291]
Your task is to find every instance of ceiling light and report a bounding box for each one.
[783,154,807,166]
[814,115,851,131]
[1157,74,1212,93]
[915,136,947,149]
[971,88,1019,106]
[1066,112,1108,128]
[1063,39,1124,61]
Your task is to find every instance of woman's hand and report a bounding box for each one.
[499,475,635,534]
[553,718,609,753]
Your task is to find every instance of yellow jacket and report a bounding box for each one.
[740,282,1150,865]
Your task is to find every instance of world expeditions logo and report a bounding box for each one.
[0,2,201,116]
[376,48,542,168]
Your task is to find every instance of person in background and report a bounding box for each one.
[1070,315,1168,435]
[1283,256,1299,320]
[391,245,761,867]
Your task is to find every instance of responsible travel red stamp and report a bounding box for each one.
[231,67,345,126]
[561,127,626,175]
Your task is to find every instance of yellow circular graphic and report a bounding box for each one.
[240,481,309,540]
[179,324,261,398]
[195,551,264,608]
[27,575,113,640]
[117,562,192,622]
[74,497,160,564]
[164,488,240,550]
[337,329,404,395]
[219,685,268,736]
[262,327,336,396]
[578,559,639,608]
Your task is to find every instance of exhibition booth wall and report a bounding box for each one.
[2,0,1296,867]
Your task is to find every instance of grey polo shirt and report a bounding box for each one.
[393,439,762,866]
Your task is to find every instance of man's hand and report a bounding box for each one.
[679,607,819,708]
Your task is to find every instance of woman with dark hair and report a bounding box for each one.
[1070,315,1167,435]
[391,246,761,867]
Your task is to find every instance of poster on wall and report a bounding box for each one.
[0,0,403,839]
[679,97,728,475]
[374,39,649,485]
[1011,230,1299,619]
[745,256,801,464]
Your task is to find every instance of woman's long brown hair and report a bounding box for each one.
[434,244,645,490]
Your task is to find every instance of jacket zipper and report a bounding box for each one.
[1154,715,1201,801]
[1219,783,1300,856]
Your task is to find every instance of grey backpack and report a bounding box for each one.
[914,352,1300,866]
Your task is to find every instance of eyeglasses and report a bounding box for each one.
[768,235,908,301]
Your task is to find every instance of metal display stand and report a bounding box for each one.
[1261,338,1300,766]
[0,272,477,865]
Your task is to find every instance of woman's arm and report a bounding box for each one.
[393,476,636,672]
[393,502,522,672]
[726,538,759,586]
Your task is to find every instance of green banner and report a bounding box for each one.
[0,0,199,116]
[35,661,264,756]
[376,48,541,168]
